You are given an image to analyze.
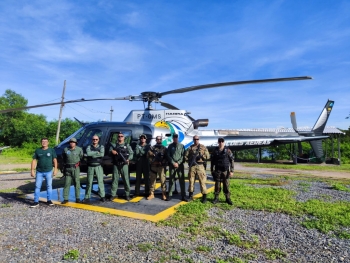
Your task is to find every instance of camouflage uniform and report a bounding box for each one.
[62,145,83,202]
[210,146,234,204]
[134,142,150,196]
[167,141,186,199]
[84,144,105,200]
[147,144,167,200]
[185,144,210,201]
[109,142,133,199]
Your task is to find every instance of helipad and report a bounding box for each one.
[26,178,215,222]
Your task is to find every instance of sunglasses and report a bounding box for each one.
[118,135,124,138]
[193,139,199,141]
[218,141,224,143]
[92,139,98,141]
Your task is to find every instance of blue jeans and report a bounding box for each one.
[34,170,53,202]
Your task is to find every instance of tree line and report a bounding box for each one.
[1,89,349,163]
[0,90,81,151]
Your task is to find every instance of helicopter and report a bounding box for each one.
[0,76,334,174]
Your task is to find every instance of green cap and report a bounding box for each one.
[69,138,77,143]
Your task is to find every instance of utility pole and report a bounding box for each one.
[55,80,66,144]
[110,106,113,121]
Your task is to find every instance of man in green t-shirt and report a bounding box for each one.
[30,138,57,208]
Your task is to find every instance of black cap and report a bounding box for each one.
[172,133,178,138]
[218,137,225,142]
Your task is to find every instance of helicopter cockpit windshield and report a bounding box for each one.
[57,126,86,147]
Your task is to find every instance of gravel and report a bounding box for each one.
[0,172,349,263]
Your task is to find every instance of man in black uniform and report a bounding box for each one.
[109,132,133,201]
[210,137,234,205]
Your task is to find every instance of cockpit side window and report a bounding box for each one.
[109,131,131,145]
[81,129,103,149]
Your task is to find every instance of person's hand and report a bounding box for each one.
[53,170,57,177]
[173,162,179,168]
[229,172,234,178]
[31,171,35,178]
[112,150,117,155]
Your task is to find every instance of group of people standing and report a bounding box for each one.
[30,133,234,207]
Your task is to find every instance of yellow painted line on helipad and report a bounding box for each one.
[23,183,214,222]
[147,185,215,222]
[60,201,159,221]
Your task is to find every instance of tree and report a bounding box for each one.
[0,90,28,145]
[46,118,82,143]
[0,89,27,110]
[8,113,48,146]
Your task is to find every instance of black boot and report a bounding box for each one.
[188,192,193,201]
[212,194,219,204]
[201,194,207,203]
[181,195,188,202]
[226,197,233,205]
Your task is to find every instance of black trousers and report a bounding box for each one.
[213,170,230,198]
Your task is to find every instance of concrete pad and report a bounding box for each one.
[25,179,215,222]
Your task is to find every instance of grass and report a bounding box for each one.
[0,155,32,165]
[160,175,350,240]
[332,183,350,192]
[241,162,350,172]
[137,242,154,252]
[63,249,79,260]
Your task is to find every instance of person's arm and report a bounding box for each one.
[99,145,105,157]
[228,149,234,176]
[31,159,37,178]
[166,145,174,166]
[177,145,185,165]
[79,147,84,160]
[127,145,134,164]
[86,145,93,157]
[110,143,117,156]
[53,158,58,176]
[204,147,210,161]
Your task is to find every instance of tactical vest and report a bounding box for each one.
[150,145,166,165]
[113,144,130,165]
[214,147,230,170]
[190,144,204,162]
[87,145,103,165]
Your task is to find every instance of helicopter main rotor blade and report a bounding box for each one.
[159,76,312,97]
[159,101,180,110]
[0,96,140,113]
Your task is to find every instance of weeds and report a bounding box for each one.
[332,183,350,192]
[63,249,79,260]
[195,245,212,252]
[137,242,153,252]
[264,248,287,260]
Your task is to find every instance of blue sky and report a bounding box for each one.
[0,0,349,130]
